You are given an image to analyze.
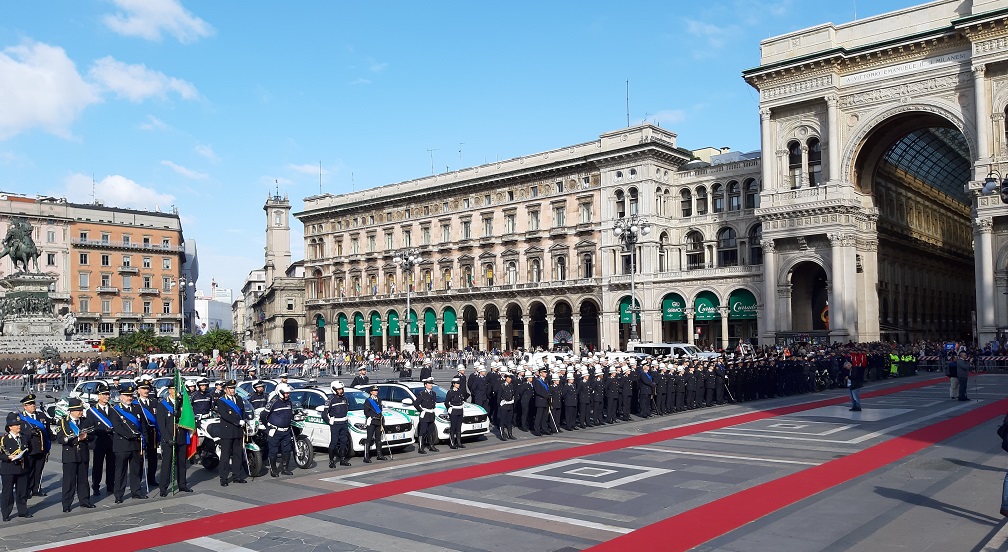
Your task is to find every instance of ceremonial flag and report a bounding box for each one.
[175,369,198,459]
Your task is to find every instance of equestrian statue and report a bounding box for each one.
[0,217,41,273]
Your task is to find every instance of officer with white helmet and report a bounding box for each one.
[260,383,294,477]
[249,380,268,410]
[325,381,351,467]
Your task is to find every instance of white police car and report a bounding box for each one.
[280,386,413,455]
[69,378,135,404]
[374,381,490,444]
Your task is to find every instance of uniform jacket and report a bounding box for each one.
[57,415,95,463]
[214,394,245,439]
[110,402,146,453]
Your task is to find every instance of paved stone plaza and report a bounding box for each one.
[0,371,1006,551]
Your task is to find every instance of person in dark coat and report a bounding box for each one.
[110,384,147,502]
[577,370,592,428]
[956,350,972,401]
[444,378,467,449]
[591,371,606,425]
[351,368,369,388]
[619,367,634,420]
[415,378,440,452]
[1,412,31,521]
[56,398,96,511]
[134,377,159,488]
[847,359,865,411]
[562,374,578,431]
[362,385,387,462]
[156,386,193,496]
[214,380,248,485]
[549,374,563,433]
[18,394,50,498]
[516,371,533,432]
[419,361,433,381]
[86,383,115,496]
[637,365,655,418]
[532,367,551,436]
[325,381,352,467]
[496,372,516,440]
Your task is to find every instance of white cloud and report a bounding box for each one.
[195,144,218,161]
[260,176,293,188]
[102,0,214,44]
[368,60,388,73]
[161,160,208,180]
[139,114,169,131]
[350,78,371,86]
[89,57,198,102]
[651,109,686,125]
[288,163,327,176]
[686,19,733,50]
[0,41,101,140]
[61,173,175,210]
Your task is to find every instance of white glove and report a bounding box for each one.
[329,420,335,426]
[268,428,276,437]
[239,420,245,427]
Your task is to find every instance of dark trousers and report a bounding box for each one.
[958,375,969,400]
[498,405,514,431]
[1,471,28,519]
[113,449,143,499]
[578,404,589,427]
[592,401,604,424]
[142,442,157,486]
[218,437,245,483]
[61,459,90,509]
[92,434,114,493]
[550,407,561,431]
[267,429,292,461]
[607,397,619,422]
[639,393,652,417]
[449,413,463,442]
[328,423,350,458]
[27,452,46,495]
[517,399,531,430]
[364,424,382,459]
[563,406,577,430]
[158,443,188,493]
[533,406,548,435]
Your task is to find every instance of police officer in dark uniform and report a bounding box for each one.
[214,380,247,486]
[362,385,387,461]
[86,383,115,496]
[655,364,668,415]
[249,380,269,410]
[497,372,516,440]
[606,367,621,423]
[577,370,592,428]
[134,376,159,488]
[638,364,655,418]
[419,360,433,381]
[351,367,369,388]
[619,367,634,420]
[212,380,225,400]
[532,367,551,436]
[516,371,533,432]
[325,381,351,467]
[57,398,95,512]
[415,377,440,452]
[110,384,147,503]
[444,378,466,449]
[261,383,294,476]
[156,385,192,496]
[562,373,578,431]
[18,394,50,497]
[1,412,31,521]
[591,370,606,425]
[191,379,213,418]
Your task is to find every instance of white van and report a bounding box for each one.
[628,342,721,360]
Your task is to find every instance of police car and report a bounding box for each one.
[69,378,135,403]
[374,381,490,444]
[152,375,201,394]
[237,377,312,399]
[269,386,413,455]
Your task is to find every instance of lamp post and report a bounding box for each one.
[393,248,423,352]
[172,276,194,339]
[613,215,651,344]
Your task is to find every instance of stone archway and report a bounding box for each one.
[789,261,829,332]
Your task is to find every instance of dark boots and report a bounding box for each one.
[329,451,337,468]
[428,437,439,453]
[281,454,294,475]
[507,427,516,440]
[417,436,427,454]
[270,458,279,477]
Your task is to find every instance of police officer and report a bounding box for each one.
[261,383,294,476]
[549,373,563,433]
[577,369,593,428]
[86,383,115,496]
[591,370,606,426]
[248,380,269,410]
[638,364,655,418]
[419,359,433,381]
[516,370,534,432]
[325,381,351,467]
[57,398,95,512]
[351,367,369,388]
[469,366,488,411]
[562,373,578,431]
[156,385,192,496]
[1,412,31,521]
[191,379,212,418]
[18,394,50,498]
[111,384,147,503]
[134,376,159,488]
[362,385,387,462]
[497,372,516,440]
[415,377,439,453]
[444,378,466,449]
[212,380,225,400]
[532,367,551,436]
[606,367,621,423]
[214,380,247,486]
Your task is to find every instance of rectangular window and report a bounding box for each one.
[582,176,591,189]
[385,233,393,250]
[79,253,88,265]
[336,241,343,256]
[101,254,110,266]
[143,257,151,268]
[556,181,564,193]
[79,273,89,289]
[483,218,492,237]
[484,194,491,206]
[162,238,170,247]
[505,214,516,233]
[122,275,132,291]
[122,235,130,245]
[143,301,152,314]
[507,190,514,201]
[101,300,111,314]
[162,277,172,291]
[462,221,471,239]
[79,231,88,241]
[531,186,538,198]
[122,255,131,267]
[351,239,359,254]
[442,201,449,212]
[79,299,89,313]
[580,203,591,224]
[422,226,430,245]
[529,211,540,231]
[162,258,171,269]
[463,198,470,209]
[123,300,132,313]
[368,235,376,252]
[101,233,109,243]
[143,276,151,288]
[554,206,565,226]
[143,237,151,246]
[163,302,171,314]
[442,224,450,242]
[424,206,430,216]
[100,274,110,287]
[369,215,375,225]
[47,230,55,243]
[120,322,135,333]
[98,322,113,334]
[78,322,92,334]
[46,253,56,266]
[403,230,411,247]
[287,299,294,311]
[159,322,174,333]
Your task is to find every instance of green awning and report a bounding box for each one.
[729,289,758,320]
[424,309,438,335]
[316,316,325,328]
[338,314,349,337]
[408,310,419,335]
[370,312,382,336]
[354,313,365,337]
[443,307,458,335]
[388,311,400,336]
[662,293,686,321]
[694,291,720,321]
[619,296,640,324]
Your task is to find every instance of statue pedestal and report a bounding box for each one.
[0,272,58,293]
[0,272,90,354]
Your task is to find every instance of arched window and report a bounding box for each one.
[555,256,567,281]
[744,178,760,209]
[314,269,326,299]
[463,266,473,287]
[717,227,738,267]
[658,232,669,272]
[628,187,639,215]
[695,186,708,215]
[484,263,494,286]
[531,259,541,283]
[655,187,664,216]
[422,269,432,291]
[685,231,705,270]
[807,137,822,186]
[727,181,741,211]
[443,268,453,290]
[712,184,724,213]
[582,253,593,278]
[507,261,517,285]
[748,225,763,265]
[615,190,626,219]
[788,140,802,188]
[680,188,692,217]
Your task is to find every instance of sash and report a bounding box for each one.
[139,402,160,442]
[160,399,175,416]
[366,397,382,415]
[67,418,80,437]
[537,379,549,391]
[642,372,653,383]
[19,413,49,450]
[89,406,114,429]
[220,396,243,418]
[113,405,144,448]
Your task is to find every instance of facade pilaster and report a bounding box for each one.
[975,217,995,338]
[761,239,777,341]
[825,94,840,182]
[719,306,730,351]
[974,64,991,160]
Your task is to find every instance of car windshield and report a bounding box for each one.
[408,384,448,402]
[682,345,702,355]
[344,390,368,411]
[288,380,310,390]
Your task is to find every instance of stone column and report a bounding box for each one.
[974,64,991,160]
[976,218,996,332]
[687,311,695,346]
[436,318,443,351]
[546,315,554,351]
[598,313,605,352]
[498,317,506,351]
[381,326,387,351]
[825,94,840,182]
[719,306,730,351]
[477,318,486,351]
[759,107,774,191]
[761,239,777,343]
[522,316,531,351]
[572,315,581,354]
[365,322,372,350]
[828,233,847,337]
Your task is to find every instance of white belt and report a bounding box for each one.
[449,406,463,412]
[331,417,347,422]
[499,399,514,405]
[268,425,290,431]
[421,408,436,414]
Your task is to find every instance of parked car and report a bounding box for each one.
[375,380,490,444]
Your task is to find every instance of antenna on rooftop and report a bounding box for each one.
[459,143,464,166]
[427,148,438,176]
[319,160,323,195]
[626,80,630,128]
[91,174,96,204]
[351,172,355,191]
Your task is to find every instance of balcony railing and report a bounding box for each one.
[117,266,139,274]
[139,288,161,295]
[96,286,119,294]
[117,312,141,319]
[72,238,184,253]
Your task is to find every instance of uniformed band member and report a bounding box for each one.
[261,383,294,476]
[351,367,369,388]
[110,384,147,503]
[362,385,387,462]
[215,380,248,486]
[496,372,516,440]
[415,377,440,453]
[1,412,31,521]
[57,398,95,512]
[135,376,159,488]
[86,383,115,496]
[156,386,193,496]
[444,378,466,449]
[325,381,351,467]
[19,394,50,497]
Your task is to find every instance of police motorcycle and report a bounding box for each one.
[195,394,263,476]
[243,387,315,471]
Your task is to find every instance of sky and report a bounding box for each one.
[0,0,919,299]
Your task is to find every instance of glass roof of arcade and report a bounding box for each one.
[882,127,970,204]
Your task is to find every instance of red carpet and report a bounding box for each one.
[43,377,947,552]
[588,397,1008,552]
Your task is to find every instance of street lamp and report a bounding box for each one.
[613,215,651,344]
[393,248,423,352]
[983,169,1008,203]
[171,276,195,339]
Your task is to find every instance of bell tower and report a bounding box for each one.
[264,190,291,286]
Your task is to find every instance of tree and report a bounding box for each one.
[199,328,239,355]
